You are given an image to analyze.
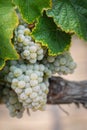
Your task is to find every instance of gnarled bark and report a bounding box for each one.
[47,77,87,108]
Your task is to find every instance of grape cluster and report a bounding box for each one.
[2,85,25,118]
[43,52,77,75]
[14,24,45,63]
[0,22,77,118]
[4,60,50,111]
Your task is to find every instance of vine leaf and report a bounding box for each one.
[0,0,19,70]
[13,0,51,23]
[31,13,71,55]
[47,0,87,40]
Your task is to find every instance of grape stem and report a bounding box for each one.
[48,76,87,108]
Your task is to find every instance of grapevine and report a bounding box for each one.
[0,0,87,119]
[0,21,76,118]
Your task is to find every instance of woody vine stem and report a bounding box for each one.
[47,76,87,108]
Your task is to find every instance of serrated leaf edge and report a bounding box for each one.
[15,0,52,24]
[31,32,71,56]
[46,11,87,41]
[0,9,19,71]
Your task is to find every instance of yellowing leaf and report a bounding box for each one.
[13,0,51,23]
[0,0,19,69]
[47,0,87,40]
[32,13,71,55]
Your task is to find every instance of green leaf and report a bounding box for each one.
[31,13,71,55]
[0,0,19,69]
[47,0,87,40]
[13,0,51,23]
